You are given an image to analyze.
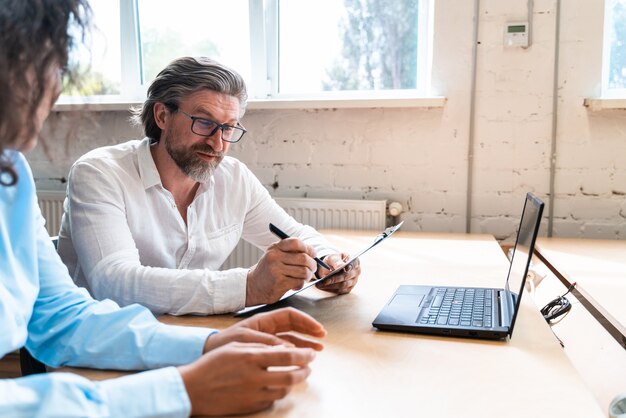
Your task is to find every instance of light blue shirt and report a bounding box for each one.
[0,151,214,417]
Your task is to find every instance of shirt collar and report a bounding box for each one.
[137,137,162,190]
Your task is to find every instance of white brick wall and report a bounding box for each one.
[26,0,626,241]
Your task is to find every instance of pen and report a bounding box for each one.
[269,223,332,270]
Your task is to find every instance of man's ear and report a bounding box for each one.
[153,102,170,130]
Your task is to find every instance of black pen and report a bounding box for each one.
[269,223,332,270]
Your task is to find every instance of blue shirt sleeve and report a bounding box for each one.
[0,151,215,416]
[0,367,190,418]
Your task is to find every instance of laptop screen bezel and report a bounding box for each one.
[503,192,544,337]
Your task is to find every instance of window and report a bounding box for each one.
[62,0,433,102]
[603,0,626,97]
[278,0,428,96]
[65,0,121,96]
[136,0,251,84]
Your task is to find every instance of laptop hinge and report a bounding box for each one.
[497,290,514,328]
[497,290,505,327]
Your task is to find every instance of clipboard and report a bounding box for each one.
[235,221,404,317]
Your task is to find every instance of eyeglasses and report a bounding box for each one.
[540,282,575,324]
[177,109,247,143]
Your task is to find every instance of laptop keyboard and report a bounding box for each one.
[419,288,493,328]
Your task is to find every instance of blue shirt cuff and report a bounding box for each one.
[99,366,190,418]
[144,323,215,368]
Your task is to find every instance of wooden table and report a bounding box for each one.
[58,231,604,418]
[533,237,626,413]
[535,238,626,339]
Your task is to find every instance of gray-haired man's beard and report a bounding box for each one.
[165,138,224,183]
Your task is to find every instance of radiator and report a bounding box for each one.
[36,191,387,268]
[221,197,387,269]
[37,191,65,236]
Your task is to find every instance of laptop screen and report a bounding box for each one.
[503,193,544,336]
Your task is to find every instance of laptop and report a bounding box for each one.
[372,192,544,340]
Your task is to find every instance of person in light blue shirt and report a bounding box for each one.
[0,1,326,417]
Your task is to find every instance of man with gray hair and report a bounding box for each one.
[58,56,361,315]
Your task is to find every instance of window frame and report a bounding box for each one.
[585,0,626,110]
[56,0,444,110]
[602,0,626,98]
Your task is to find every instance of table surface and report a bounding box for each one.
[535,237,626,337]
[58,231,604,418]
[527,249,626,414]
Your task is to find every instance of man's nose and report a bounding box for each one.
[205,128,224,151]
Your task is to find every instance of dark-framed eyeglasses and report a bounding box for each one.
[177,109,247,143]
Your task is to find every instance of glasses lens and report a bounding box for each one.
[221,126,235,141]
[192,119,218,136]
[223,127,245,143]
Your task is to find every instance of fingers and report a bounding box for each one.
[244,307,327,338]
[263,388,290,402]
[234,329,297,347]
[276,263,315,282]
[273,239,318,272]
[324,253,349,269]
[229,329,324,351]
[183,342,317,417]
[317,252,356,277]
[316,279,358,293]
[316,257,360,294]
[276,332,325,351]
[275,237,317,257]
[263,366,312,388]
[243,369,310,407]
[317,278,358,294]
[204,328,290,352]
[237,368,311,412]
[263,242,317,286]
[254,346,317,369]
[247,246,315,306]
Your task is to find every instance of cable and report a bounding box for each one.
[540,282,576,323]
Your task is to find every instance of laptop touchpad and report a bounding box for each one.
[374,293,425,326]
[385,294,424,324]
[391,293,424,307]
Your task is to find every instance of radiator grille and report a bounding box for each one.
[275,197,386,230]
[221,197,386,269]
[35,191,387,268]
[37,191,65,236]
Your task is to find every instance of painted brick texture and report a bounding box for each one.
[24,0,626,240]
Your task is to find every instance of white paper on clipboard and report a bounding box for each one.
[235,221,403,316]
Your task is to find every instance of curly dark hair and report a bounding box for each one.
[0,0,91,186]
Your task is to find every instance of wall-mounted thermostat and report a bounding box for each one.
[504,22,529,48]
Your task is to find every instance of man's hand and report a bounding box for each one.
[246,238,318,306]
[315,252,361,294]
[185,308,326,416]
[179,342,316,416]
[203,307,327,353]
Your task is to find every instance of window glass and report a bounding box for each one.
[278,0,420,95]
[605,0,626,93]
[61,0,430,101]
[137,0,250,85]
[64,0,121,96]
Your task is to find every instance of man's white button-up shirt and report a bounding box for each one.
[58,138,337,315]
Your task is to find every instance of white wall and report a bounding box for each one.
[28,0,626,241]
